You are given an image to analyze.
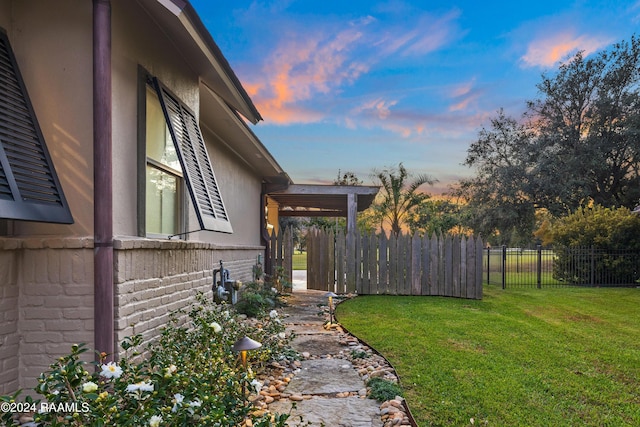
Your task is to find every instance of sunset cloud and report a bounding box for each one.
[521,32,610,67]
[237,6,462,125]
[245,26,369,124]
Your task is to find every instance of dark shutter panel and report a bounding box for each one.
[0,30,72,223]
[153,78,232,233]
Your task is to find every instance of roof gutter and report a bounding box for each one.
[93,0,114,361]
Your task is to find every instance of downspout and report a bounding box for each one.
[93,0,114,361]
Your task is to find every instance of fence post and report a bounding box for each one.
[501,245,506,289]
[590,245,595,287]
[537,244,542,289]
[486,246,490,284]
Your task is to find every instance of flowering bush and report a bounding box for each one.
[1,293,295,426]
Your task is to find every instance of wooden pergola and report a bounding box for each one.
[266,183,379,227]
[264,184,380,286]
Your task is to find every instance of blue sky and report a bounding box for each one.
[191,0,640,194]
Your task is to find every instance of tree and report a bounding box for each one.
[527,35,640,214]
[371,163,436,234]
[457,35,640,243]
[452,110,537,245]
[406,199,462,236]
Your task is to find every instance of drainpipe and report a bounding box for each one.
[93,0,114,361]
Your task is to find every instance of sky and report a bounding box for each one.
[190,0,640,194]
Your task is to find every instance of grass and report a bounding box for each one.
[335,285,640,426]
[292,251,307,270]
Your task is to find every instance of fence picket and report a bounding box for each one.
[369,233,378,294]
[429,234,438,295]
[379,232,388,294]
[421,235,430,295]
[389,233,397,294]
[452,235,460,297]
[412,232,422,295]
[444,235,453,297]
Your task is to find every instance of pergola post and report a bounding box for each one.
[346,193,357,292]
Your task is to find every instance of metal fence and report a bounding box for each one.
[485,245,640,288]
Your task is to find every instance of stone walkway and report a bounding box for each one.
[263,289,413,427]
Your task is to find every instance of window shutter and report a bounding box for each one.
[0,30,72,224]
[152,78,232,233]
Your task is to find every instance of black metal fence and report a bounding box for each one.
[485,245,640,288]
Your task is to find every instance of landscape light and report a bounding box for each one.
[232,336,262,369]
[325,291,338,325]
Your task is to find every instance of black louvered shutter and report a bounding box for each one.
[152,78,232,233]
[0,30,72,224]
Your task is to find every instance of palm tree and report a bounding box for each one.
[371,163,436,235]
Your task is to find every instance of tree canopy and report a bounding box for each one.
[455,35,640,244]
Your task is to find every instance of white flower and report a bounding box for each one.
[470,418,475,425]
[278,332,286,339]
[208,321,222,333]
[82,381,98,393]
[189,399,202,407]
[271,287,278,293]
[126,381,154,393]
[149,414,162,427]
[222,310,230,319]
[250,379,263,394]
[100,362,123,379]
[164,364,177,378]
[269,310,278,319]
[171,393,185,412]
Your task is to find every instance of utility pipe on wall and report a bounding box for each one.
[93,0,114,361]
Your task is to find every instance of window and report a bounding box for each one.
[145,86,183,235]
[0,29,72,224]
[141,74,232,236]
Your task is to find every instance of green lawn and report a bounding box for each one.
[335,285,640,426]
[292,251,306,270]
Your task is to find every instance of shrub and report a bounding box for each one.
[366,377,403,402]
[0,293,293,426]
[549,206,640,284]
[235,279,285,318]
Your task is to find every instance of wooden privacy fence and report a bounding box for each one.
[307,228,484,299]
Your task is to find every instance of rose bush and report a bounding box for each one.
[1,293,295,426]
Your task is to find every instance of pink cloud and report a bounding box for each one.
[521,32,610,67]
[245,28,369,124]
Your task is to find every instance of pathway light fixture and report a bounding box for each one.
[325,291,338,325]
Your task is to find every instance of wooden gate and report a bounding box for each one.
[307,228,483,299]
[267,226,293,284]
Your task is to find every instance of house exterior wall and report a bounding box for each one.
[0,243,19,395]
[0,0,271,395]
[0,239,93,395]
[0,0,95,396]
[113,239,261,354]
